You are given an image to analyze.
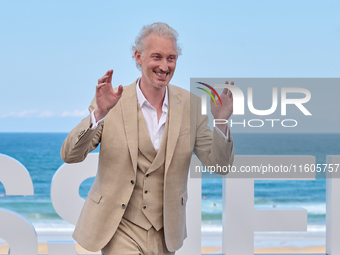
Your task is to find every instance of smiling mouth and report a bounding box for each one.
[154,71,169,78]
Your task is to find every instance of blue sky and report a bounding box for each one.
[0,0,339,132]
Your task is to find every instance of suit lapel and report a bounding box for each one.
[121,82,184,175]
[121,82,138,174]
[165,85,184,175]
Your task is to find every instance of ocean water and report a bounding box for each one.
[0,133,339,242]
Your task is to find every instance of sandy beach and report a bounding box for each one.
[0,243,101,254]
[202,245,326,254]
[0,243,326,254]
[0,229,327,254]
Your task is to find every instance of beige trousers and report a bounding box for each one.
[101,218,175,255]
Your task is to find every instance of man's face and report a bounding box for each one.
[135,35,177,89]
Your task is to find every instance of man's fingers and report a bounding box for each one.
[96,83,107,92]
[98,76,109,84]
[224,81,234,85]
[112,85,123,98]
[107,69,113,83]
[229,81,234,97]
[98,70,113,84]
[224,81,234,97]
[227,89,233,98]
[96,82,106,88]
[222,88,229,95]
[116,85,124,97]
[101,70,111,83]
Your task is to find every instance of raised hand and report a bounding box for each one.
[210,81,234,134]
[94,69,124,121]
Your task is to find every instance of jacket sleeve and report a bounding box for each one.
[60,97,103,163]
[193,97,234,175]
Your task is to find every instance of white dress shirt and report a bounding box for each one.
[135,79,168,151]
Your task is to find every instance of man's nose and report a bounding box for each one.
[159,59,169,72]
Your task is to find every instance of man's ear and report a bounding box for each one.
[135,51,142,65]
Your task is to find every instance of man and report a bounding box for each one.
[61,22,234,255]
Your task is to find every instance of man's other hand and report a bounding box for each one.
[210,81,234,134]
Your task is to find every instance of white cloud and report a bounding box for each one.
[2,110,37,118]
[38,111,54,118]
[61,109,88,117]
[1,109,88,118]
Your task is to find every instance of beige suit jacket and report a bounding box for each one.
[61,81,234,252]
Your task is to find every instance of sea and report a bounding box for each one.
[0,133,339,248]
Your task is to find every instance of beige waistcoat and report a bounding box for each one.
[123,104,169,231]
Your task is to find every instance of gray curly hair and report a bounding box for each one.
[132,22,182,70]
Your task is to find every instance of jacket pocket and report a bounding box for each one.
[89,189,102,204]
[181,190,188,205]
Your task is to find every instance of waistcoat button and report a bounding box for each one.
[121,203,126,209]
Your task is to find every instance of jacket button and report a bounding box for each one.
[143,205,147,209]
[121,203,126,209]
[130,180,134,184]
[144,190,148,194]
[145,174,149,177]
